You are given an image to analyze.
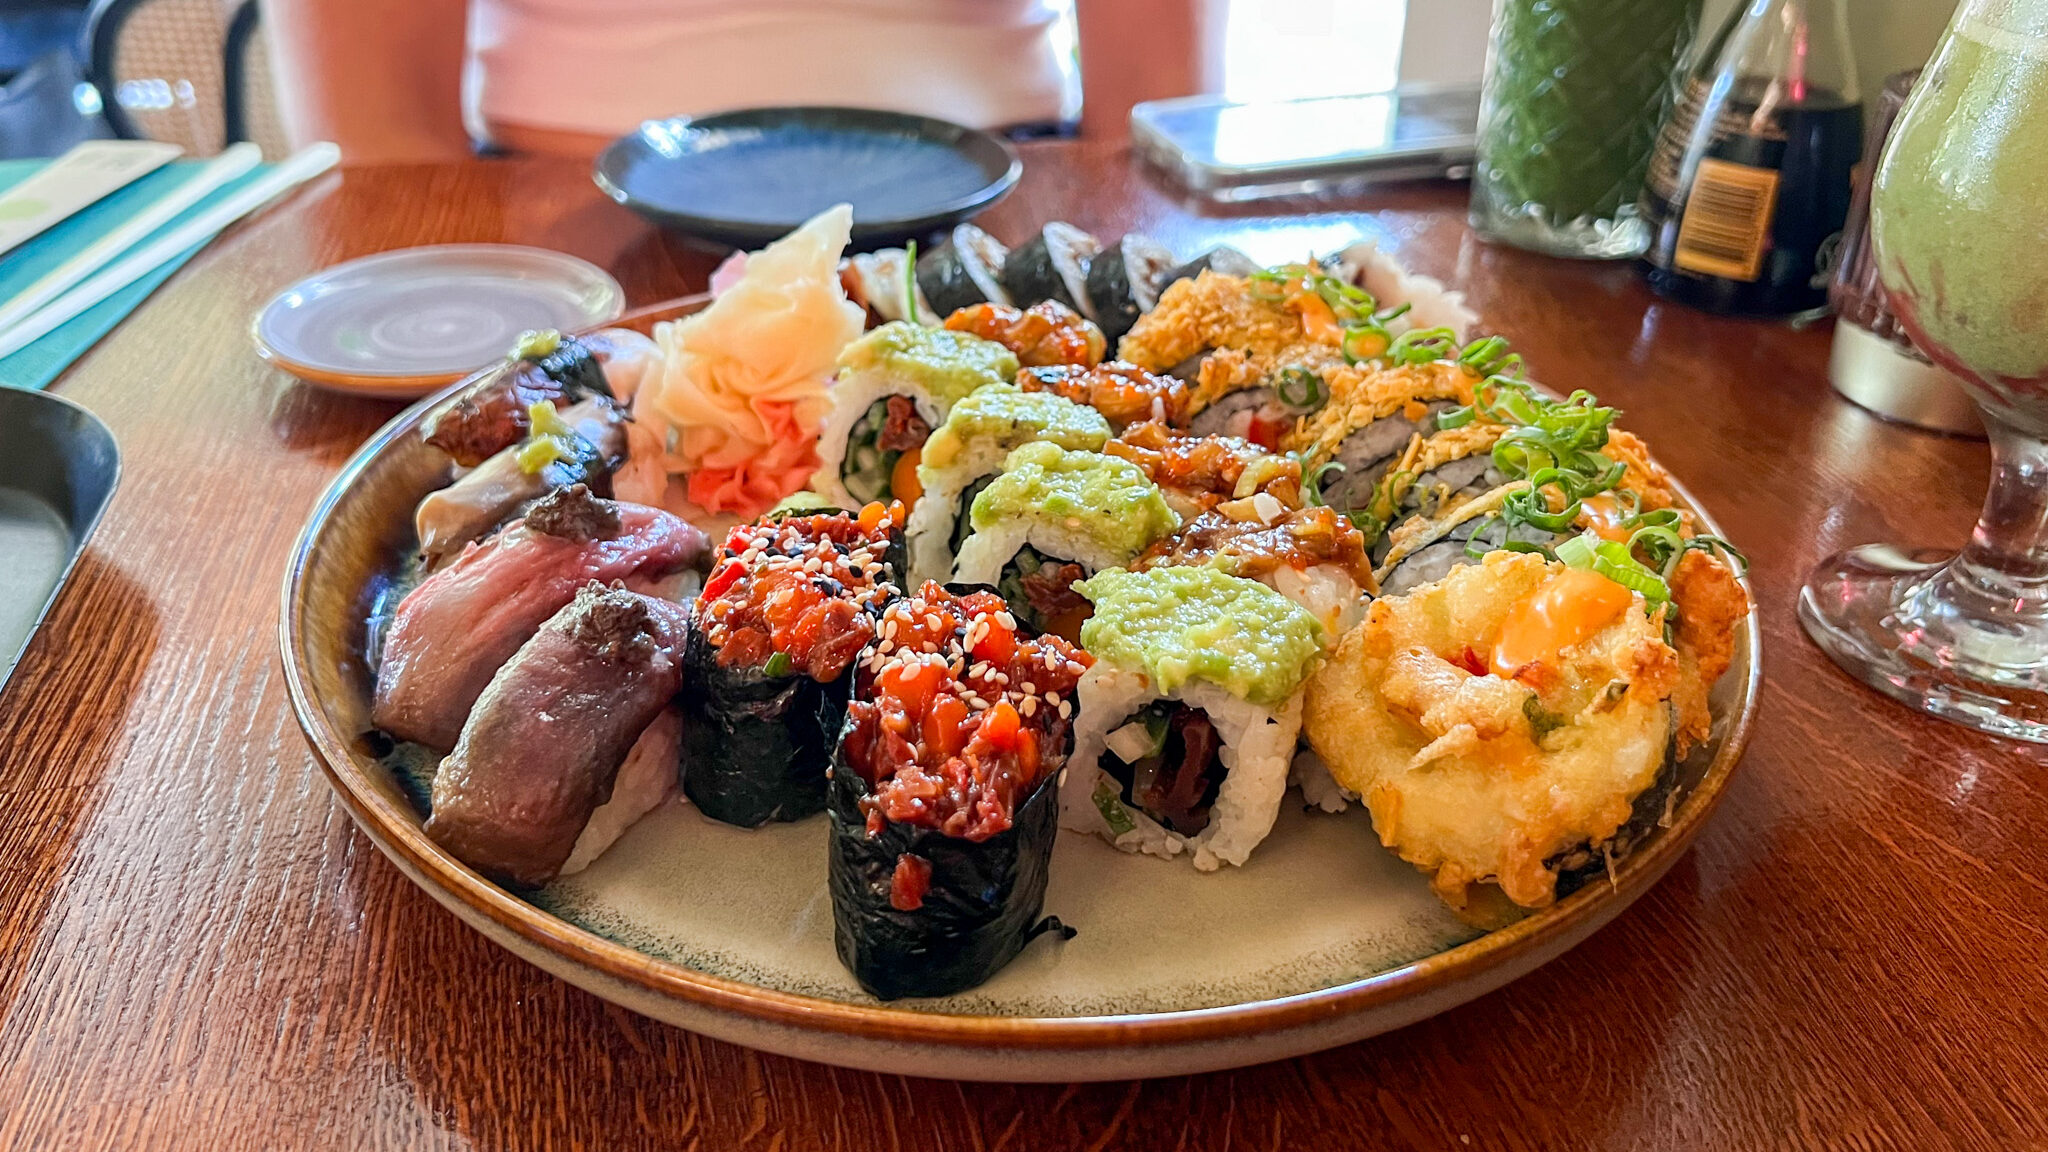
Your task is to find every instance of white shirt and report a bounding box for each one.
[466,0,1073,139]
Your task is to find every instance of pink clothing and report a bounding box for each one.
[465,0,1072,139]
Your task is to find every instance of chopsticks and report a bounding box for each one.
[0,143,262,337]
[0,142,341,362]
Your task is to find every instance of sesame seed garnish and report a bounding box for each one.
[1021,697,1038,717]
[1057,700,1072,719]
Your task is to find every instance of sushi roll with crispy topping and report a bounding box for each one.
[904,385,1113,585]
[1062,566,1327,870]
[949,443,1181,640]
[679,503,906,827]
[812,322,1018,510]
[829,581,1090,999]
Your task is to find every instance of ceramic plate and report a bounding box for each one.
[280,301,1759,1080]
[594,107,1021,250]
[252,245,625,398]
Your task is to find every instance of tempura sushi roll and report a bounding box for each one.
[1290,361,1484,514]
[904,385,1113,584]
[1302,551,1690,912]
[949,443,1180,638]
[812,322,1019,509]
[1061,566,1327,870]
[679,503,905,827]
[828,583,1090,999]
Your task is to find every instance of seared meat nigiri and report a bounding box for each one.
[425,583,691,886]
[415,395,630,565]
[373,485,706,749]
[421,329,657,466]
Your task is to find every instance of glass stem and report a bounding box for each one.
[1946,411,2048,622]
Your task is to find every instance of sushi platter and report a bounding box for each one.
[282,205,1757,1079]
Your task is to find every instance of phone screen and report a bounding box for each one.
[1136,89,1480,176]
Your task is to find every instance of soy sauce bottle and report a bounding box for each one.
[1638,0,1863,317]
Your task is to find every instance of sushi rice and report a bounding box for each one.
[1063,667,1304,870]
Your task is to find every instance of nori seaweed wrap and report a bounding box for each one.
[679,504,906,827]
[827,582,1090,999]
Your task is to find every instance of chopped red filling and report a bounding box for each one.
[698,504,902,680]
[1018,561,1089,624]
[877,394,932,454]
[842,583,1092,842]
[1018,362,1189,429]
[889,853,933,911]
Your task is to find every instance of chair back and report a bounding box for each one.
[85,0,285,156]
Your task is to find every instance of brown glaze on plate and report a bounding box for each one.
[279,297,1759,1080]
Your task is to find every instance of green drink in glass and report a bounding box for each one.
[1471,0,1701,259]
[1801,0,2048,741]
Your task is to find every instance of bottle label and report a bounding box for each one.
[1672,158,1780,282]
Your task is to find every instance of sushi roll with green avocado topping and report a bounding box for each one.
[1061,565,1326,870]
[949,442,1180,639]
[812,322,1019,510]
[904,386,1114,584]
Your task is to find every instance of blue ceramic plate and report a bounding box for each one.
[594,107,1021,249]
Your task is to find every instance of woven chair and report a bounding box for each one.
[84,0,288,157]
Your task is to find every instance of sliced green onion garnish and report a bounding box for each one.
[1556,530,1670,606]
[1302,459,1344,507]
[763,651,794,677]
[1276,367,1326,411]
[903,239,920,325]
[1435,405,1477,430]
[1341,323,1389,365]
[1388,326,1461,366]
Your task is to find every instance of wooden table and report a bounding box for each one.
[4,141,2043,1150]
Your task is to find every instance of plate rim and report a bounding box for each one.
[251,243,627,381]
[279,327,1760,1054]
[592,106,1023,240]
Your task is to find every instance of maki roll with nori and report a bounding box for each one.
[949,442,1180,639]
[1061,566,1326,870]
[829,582,1091,999]
[1084,234,1176,344]
[812,322,1019,509]
[679,503,906,826]
[904,385,1112,585]
[915,224,1012,315]
[1159,245,1259,291]
[1000,222,1102,320]
[943,300,1107,368]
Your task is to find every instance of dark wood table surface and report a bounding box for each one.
[3,141,2043,1151]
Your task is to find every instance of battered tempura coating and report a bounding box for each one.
[1303,552,1683,912]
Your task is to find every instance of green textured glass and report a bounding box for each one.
[1472,0,1701,259]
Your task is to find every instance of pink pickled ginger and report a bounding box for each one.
[639,204,865,517]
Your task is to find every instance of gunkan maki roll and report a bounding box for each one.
[679,503,906,827]
[829,581,1091,999]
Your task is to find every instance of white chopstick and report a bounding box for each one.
[0,143,263,336]
[0,142,341,361]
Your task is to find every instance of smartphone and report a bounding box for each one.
[1131,86,1480,202]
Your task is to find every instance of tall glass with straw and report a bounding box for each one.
[1800,0,2048,740]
